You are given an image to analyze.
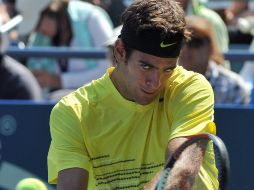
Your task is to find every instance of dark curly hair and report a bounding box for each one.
[120,0,190,59]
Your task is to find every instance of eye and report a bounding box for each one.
[164,68,173,73]
[164,65,176,73]
[164,68,174,74]
[141,63,152,70]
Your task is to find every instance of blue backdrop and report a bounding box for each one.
[0,102,253,190]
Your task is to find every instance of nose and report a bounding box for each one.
[146,71,161,90]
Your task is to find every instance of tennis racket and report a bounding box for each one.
[154,133,230,190]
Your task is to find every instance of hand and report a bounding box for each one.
[32,70,62,89]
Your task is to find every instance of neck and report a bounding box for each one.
[110,69,133,101]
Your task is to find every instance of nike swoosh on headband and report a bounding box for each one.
[160,41,177,48]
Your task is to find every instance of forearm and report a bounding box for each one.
[164,139,208,190]
[145,138,208,190]
[164,159,198,189]
[144,153,200,190]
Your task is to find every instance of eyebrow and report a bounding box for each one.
[139,60,177,71]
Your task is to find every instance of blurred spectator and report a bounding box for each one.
[240,36,254,94]
[0,9,42,100]
[0,53,43,100]
[226,2,254,93]
[0,0,24,48]
[177,0,229,53]
[223,0,254,45]
[106,0,130,27]
[224,1,249,26]
[16,0,51,40]
[26,0,113,100]
[86,0,111,11]
[0,2,10,24]
[88,0,133,27]
[2,0,18,18]
[179,15,251,104]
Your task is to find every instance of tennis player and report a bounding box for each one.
[48,0,218,189]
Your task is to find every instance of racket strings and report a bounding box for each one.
[214,145,223,184]
[212,139,230,190]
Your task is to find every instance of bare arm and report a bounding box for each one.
[165,137,208,190]
[145,137,208,190]
[57,168,89,190]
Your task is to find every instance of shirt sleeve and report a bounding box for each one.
[168,74,216,141]
[48,99,91,184]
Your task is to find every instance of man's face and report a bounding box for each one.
[179,37,210,75]
[114,42,177,105]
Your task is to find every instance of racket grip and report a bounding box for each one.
[154,168,171,190]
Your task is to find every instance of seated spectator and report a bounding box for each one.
[176,0,229,53]
[15,0,51,41]
[0,10,42,100]
[0,2,10,25]
[106,0,131,27]
[224,0,254,44]
[2,0,18,19]
[224,0,250,26]
[240,35,254,94]
[88,0,134,27]
[179,15,251,104]
[0,53,43,100]
[227,1,254,95]
[86,0,111,11]
[0,1,23,47]
[26,0,113,100]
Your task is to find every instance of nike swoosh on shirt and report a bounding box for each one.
[160,41,177,48]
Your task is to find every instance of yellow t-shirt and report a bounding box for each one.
[48,66,218,190]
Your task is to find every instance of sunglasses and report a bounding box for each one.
[184,37,210,48]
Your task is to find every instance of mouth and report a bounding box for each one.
[141,89,156,95]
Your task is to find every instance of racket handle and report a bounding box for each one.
[154,168,170,190]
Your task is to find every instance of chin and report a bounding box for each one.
[136,97,155,105]
[134,90,158,105]
[137,101,150,105]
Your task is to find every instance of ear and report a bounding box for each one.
[113,39,127,64]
